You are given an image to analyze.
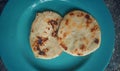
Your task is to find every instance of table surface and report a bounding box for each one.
[0,0,120,71]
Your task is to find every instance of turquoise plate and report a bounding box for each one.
[0,0,115,71]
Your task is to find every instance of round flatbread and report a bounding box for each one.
[30,11,62,59]
[58,10,101,56]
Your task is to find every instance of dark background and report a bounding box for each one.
[0,0,120,71]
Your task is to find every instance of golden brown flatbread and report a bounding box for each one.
[30,11,62,59]
[58,10,101,56]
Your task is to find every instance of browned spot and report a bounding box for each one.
[36,36,48,46]
[85,14,92,25]
[36,46,46,56]
[86,23,90,27]
[56,18,59,21]
[32,39,39,48]
[94,38,99,44]
[52,30,57,37]
[74,49,78,53]
[81,12,84,16]
[33,46,37,51]
[43,48,49,52]
[63,33,67,38]
[86,19,92,24]
[69,12,74,16]
[80,44,86,51]
[77,12,84,17]
[85,14,90,19]
[36,46,40,50]
[57,37,62,41]
[86,19,92,27]
[38,50,46,56]
[47,27,50,30]
[77,53,83,55]
[60,43,67,50]
[48,20,58,25]
[75,49,78,51]
[77,14,81,17]
[63,32,70,38]
[48,20,58,29]
[91,25,98,32]
[65,19,69,25]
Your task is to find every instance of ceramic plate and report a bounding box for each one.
[0,0,115,71]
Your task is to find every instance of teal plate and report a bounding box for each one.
[0,0,115,71]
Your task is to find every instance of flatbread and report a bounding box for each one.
[30,11,62,59]
[58,10,101,56]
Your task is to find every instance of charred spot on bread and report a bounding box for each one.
[36,46,46,56]
[37,36,43,45]
[52,30,58,37]
[47,27,50,30]
[91,25,98,32]
[65,19,69,25]
[48,20,58,29]
[36,45,40,50]
[60,43,68,50]
[69,12,74,16]
[94,38,99,44]
[85,14,90,19]
[80,44,86,51]
[43,48,49,52]
[32,39,39,49]
[37,36,48,46]
[85,14,92,24]
[57,37,62,41]
[33,46,38,51]
[38,50,46,56]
